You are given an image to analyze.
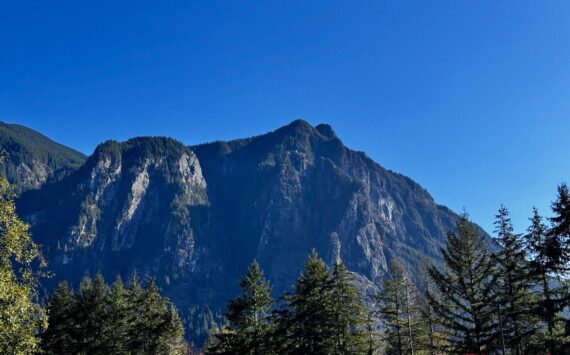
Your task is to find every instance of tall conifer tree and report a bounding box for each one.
[208,260,273,355]
[492,206,537,354]
[277,250,333,355]
[376,261,418,355]
[525,208,568,352]
[428,214,498,354]
[329,261,369,354]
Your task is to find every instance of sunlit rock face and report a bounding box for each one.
[0,121,86,192]
[19,137,208,284]
[17,120,470,342]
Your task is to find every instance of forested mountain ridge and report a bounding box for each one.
[0,121,86,192]
[15,120,474,343]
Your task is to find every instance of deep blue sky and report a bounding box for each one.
[1,1,569,233]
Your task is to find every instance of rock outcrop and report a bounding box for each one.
[16,120,473,343]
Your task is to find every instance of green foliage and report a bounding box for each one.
[0,122,86,192]
[523,184,570,353]
[492,206,538,354]
[208,261,273,354]
[185,304,223,348]
[549,182,570,271]
[0,169,46,354]
[376,261,421,355]
[428,214,498,354]
[328,261,369,354]
[42,274,187,355]
[278,250,336,354]
[211,251,370,354]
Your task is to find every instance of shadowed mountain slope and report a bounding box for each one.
[17,120,470,343]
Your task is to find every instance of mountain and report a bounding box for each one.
[0,121,86,192]
[16,120,469,342]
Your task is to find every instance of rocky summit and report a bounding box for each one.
[14,120,469,342]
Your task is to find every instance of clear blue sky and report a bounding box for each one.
[1,0,569,233]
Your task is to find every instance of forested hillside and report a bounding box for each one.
[0,122,86,192]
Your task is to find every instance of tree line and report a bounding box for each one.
[206,184,570,354]
[1,152,569,354]
[375,184,570,355]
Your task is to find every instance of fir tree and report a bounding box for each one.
[42,282,79,354]
[525,208,567,352]
[106,276,129,354]
[275,250,334,354]
[131,277,187,354]
[75,274,109,353]
[376,261,419,355]
[492,206,537,354]
[428,214,498,354]
[42,274,187,354]
[417,259,443,355]
[329,261,369,354]
[549,182,570,272]
[208,260,273,355]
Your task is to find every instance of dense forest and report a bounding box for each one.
[1,155,569,353]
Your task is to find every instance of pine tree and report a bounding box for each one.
[492,206,538,354]
[125,273,146,352]
[130,277,187,354]
[106,276,129,354]
[329,261,369,354]
[76,274,109,353]
[549,183,570,271]
[525,208,568,352]
[0,167,46,354]
[428,214,498,354]
[376,261,419,355]
[42,282,79,354]
[275,250,334,354]
[42,273,187,354]
[417,259,443,355]
[208,260,273,355]
[549,183,570,350]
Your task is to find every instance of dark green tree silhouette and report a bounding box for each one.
[208,260,273,354]
[428,214,498,354]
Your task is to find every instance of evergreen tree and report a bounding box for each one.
[76,274,109,353]
[129,277,187,354]
[274,250,334,354]
[329,261,369,354]
[525,208,567,352]
[42,282,79,354]
[549,183,570,350]
[417,259,443,355]
[428,214,498,354]
[272,251,369,354]
[106,276,129,354]
[492,206,537,354]
[208,260,273,355]
[0,167,46,354]
[376,261,419,355]
[125,273,146,352]
[549,182,570,272]
[42,274,187,354]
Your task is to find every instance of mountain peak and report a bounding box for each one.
[273,120,339,141]
[315,123,336,139]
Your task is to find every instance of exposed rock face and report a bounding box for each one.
[18,137,208,286]
[16,120,472,343]
[0,121,86,192]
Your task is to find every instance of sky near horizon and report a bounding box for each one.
[1,1,569,233]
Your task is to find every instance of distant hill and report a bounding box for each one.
[0,122,86,192]
[15,120,482,344]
